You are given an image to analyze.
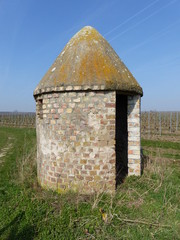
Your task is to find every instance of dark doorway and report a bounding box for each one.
[116,94,128,187]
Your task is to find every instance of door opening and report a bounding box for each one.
[116,94,128,187]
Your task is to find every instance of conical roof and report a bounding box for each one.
[34,26,143,96]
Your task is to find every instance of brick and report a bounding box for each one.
[80,159,87,164]
[107,125,115,130]
[53,162,57,167]
[99,141,107,147]
[57,178,62,183]
[83,142,90,147]
[94,176,101,181]
[43,109,50,114]
[90,171,97,176]
[54,114,59,119]
[43,99,49,103]
[62,103,67,109]
[53,93,59,98]
[69,103,75,108]
[77,175,84,180]
[53,103,59,108]
[100,119,108,125]
[64,159,70,163]
[54,172,61,177]
[51,109,56,113]
[66,108,72,113]
[70,136,76,141]
[88,160,95,165]
[66,86,73,91]
[47,94,52,99]
[51,177,56,182]
[109,120,115,124]
[73,86,81,91]
[67,92,76,97]
[59,163,65,167]
[58,108,64,113]
[79,104,85,108]
[50,120,56,124]
[90,137,95,141]
[76,165,82,170]
[109,159,116,164]
[83,153,89,158]
[106,115,115,119]
[128,154,140,159]
[74,142,81,147]
[94,165,100,170]
[73,98,80,103]
[103,165,109,170]
[128,150,133,154]
[47,104,52,108]
[86,176,93,181]
[105,103,115,108]
[85,165,92,170]
[61,173,67,178]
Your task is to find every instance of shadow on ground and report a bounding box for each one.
[0,211,37,240]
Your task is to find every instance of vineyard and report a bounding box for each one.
[0,112,36,128]
[141,111,179,137]
[0,111,179,136]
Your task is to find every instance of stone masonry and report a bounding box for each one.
[128,95,141,175]
[36,91,116,193]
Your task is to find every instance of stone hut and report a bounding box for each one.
[34,26,143,193]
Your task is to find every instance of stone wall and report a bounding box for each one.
[35,91,116,193]
[127,95,141,176]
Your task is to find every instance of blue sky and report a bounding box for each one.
[0,0,180,112]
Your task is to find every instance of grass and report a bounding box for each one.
[0,128,10,150]
[142,139,180,151]
[0,127,180,239]
[143,149,180,160]
[142,138,180,161]
[163,152,180,159]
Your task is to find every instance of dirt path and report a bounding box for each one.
[0,137,14,164]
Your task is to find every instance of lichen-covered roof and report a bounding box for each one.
[34,26,143,96]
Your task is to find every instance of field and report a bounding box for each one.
[0,113,180,239]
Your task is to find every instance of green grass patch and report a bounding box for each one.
[142,139,180,151]
[0,127,180,239]
[0,128,11,150]
[163,152,180,160]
